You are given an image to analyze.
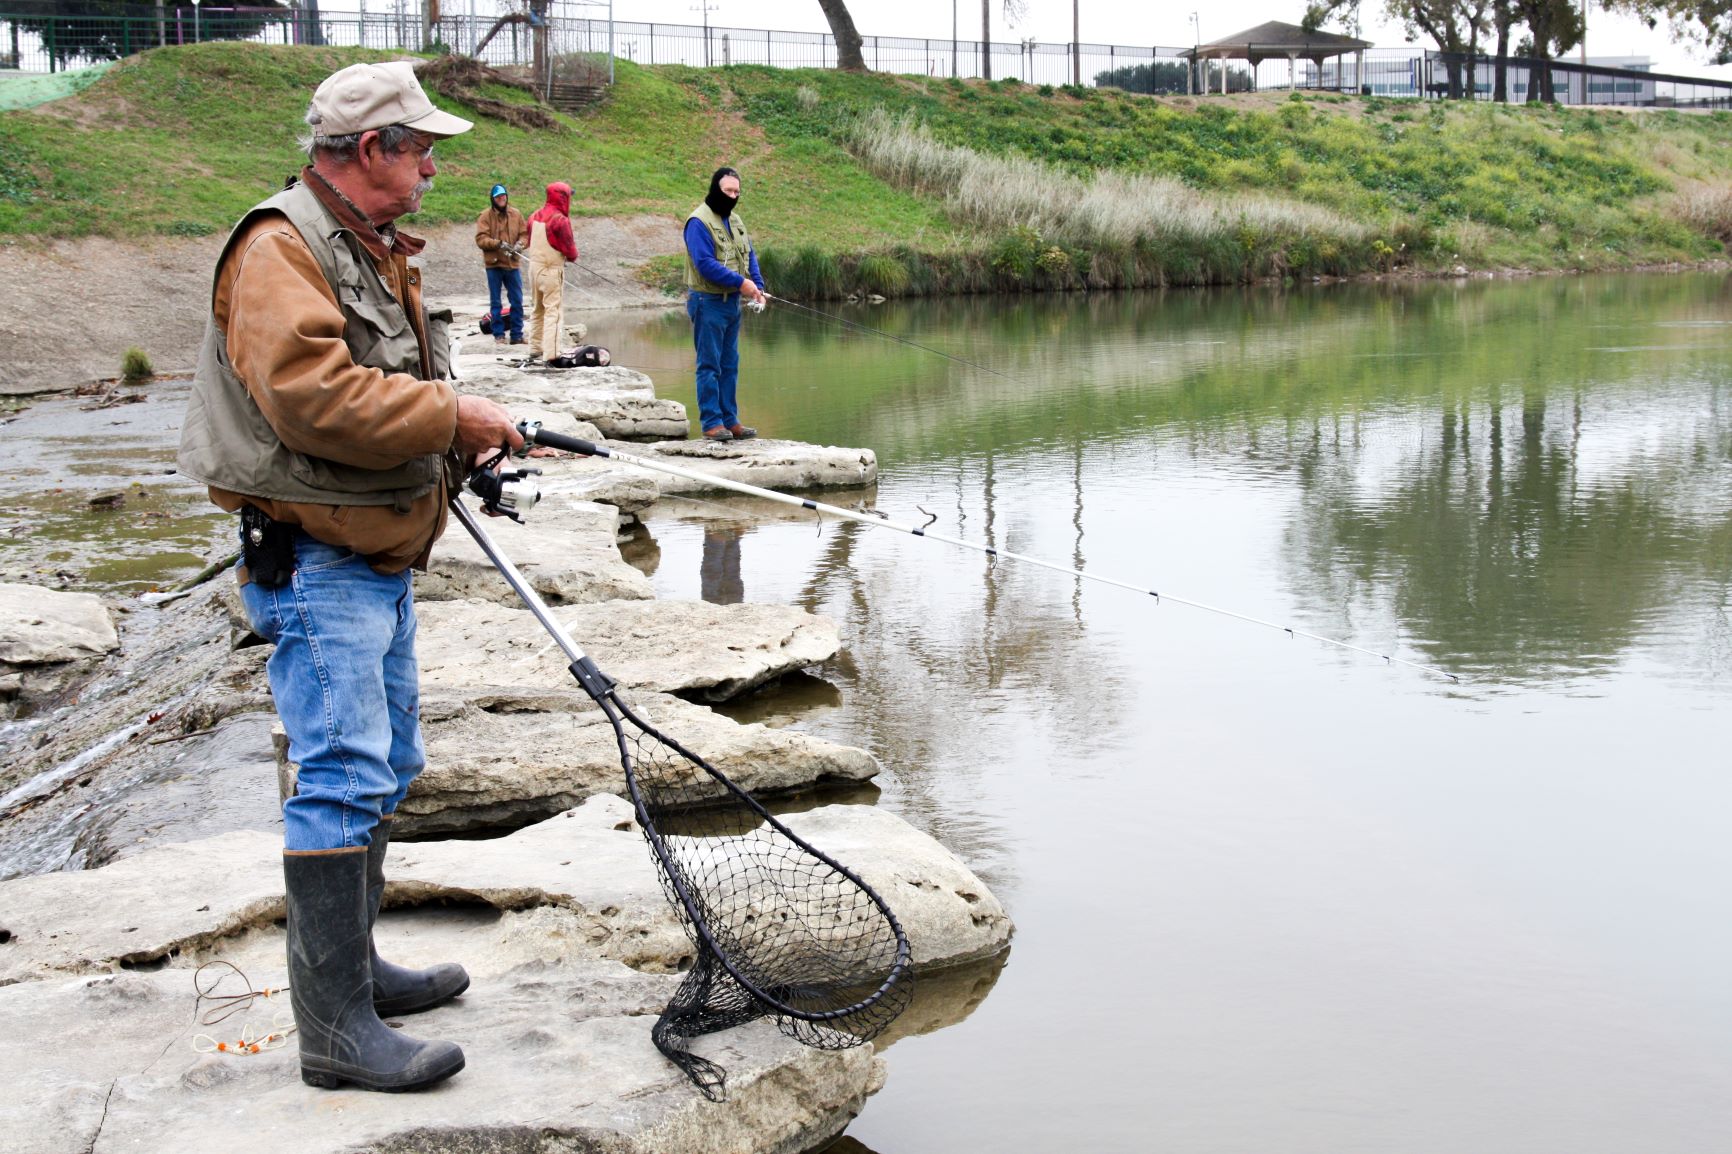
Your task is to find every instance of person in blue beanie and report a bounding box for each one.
[475,182,527,345]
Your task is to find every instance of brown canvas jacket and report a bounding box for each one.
[205,176,459,575]
[475,204,527,269]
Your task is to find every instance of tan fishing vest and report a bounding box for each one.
[683,202,753,295]
[177,181,452,512]
[528,219,565,271]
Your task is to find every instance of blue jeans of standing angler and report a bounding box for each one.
[239,532,425,851]
[487,266,524,340]
[688,290,741,432]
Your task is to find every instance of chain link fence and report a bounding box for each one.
[4,6,1730,109]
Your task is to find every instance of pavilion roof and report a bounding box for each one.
[1185,21,1372,64]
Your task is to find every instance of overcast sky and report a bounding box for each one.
[336,1,1732,80]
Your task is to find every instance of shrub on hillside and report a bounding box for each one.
[1673,185,1732,246]
[120,347,153,381]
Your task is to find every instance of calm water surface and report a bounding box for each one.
[580,276,1732,1153]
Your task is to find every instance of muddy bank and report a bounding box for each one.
[0,214,682,395]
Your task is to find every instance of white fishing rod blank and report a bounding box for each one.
[512,422,1461,683]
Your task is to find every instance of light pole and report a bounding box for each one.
[1189,11,1199,95]
[191,0,202,44]
[951,0,957,78]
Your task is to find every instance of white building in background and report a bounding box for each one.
[1324,55,1654,102]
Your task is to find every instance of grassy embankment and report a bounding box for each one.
[6,43,1732,295]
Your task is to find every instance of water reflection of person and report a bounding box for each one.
[700,523,744,605]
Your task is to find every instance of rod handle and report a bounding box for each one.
[518,420,602,458]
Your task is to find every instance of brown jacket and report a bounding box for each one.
[475,203,527,270]
[203,171,458,574]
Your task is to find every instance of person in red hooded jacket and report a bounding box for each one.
[526,181,578,361]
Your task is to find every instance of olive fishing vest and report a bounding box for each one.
[683,202,753,295]
[177,181,452,511]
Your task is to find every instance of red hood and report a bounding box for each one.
[541,182,571,215]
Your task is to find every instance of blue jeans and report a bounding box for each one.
[487,266,524,340]
[688,290,741,432]
[239,532,424,851]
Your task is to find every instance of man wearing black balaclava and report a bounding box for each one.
[682,165,767,441]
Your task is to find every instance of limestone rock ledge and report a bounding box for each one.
[460,360,689,441]
[416,598,841,702]
[0,795,1009,986]
[398,690,880,837]
[0,964,875,1154]
[420,498,654,607]
[0,796,1012,1154]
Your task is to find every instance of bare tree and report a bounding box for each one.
[816,0,867,71]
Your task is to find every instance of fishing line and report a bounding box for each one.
[764,293,1016,381]
[513,424,1462,683]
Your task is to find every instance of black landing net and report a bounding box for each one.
[592,669,914,1099]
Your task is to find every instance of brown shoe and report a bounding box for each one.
[494,336,507,346]
[702,426,734,442]
[728,424,757,440]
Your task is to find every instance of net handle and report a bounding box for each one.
[452,496,913,1025]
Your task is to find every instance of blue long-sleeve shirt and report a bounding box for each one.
[683,217,764,292]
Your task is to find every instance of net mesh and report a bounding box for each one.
[601,691,914,1100]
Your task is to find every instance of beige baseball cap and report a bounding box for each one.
[309,60,473,139]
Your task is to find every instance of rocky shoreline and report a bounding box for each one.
[0,340,1013,1152]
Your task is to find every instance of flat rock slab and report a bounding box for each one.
[779,806,1013,969]
[422,499,654,607]
[536,438,879,498]
[0,829,288,985]
[399,690,879,837]
[416,598,840,702]
[462,362,689,440]
[0,581,119,665]
[0,964,874,1154]
[0,795,1011,985]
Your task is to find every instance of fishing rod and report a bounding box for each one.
[497,422,1461,683]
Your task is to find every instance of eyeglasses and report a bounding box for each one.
[401,136,436,163]
[384,132,436,164]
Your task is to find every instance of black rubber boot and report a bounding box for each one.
[284,849,466,1092]
[367,819,470,1016]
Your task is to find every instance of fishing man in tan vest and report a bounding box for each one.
[526,180,579,361]
[176,60,522,1094]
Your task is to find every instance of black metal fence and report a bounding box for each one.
[5,7,1731,111]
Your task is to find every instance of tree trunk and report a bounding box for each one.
[981,0,991,79]
[1494,2,1511,102]
[530,0,548,90]
[304,0,325,47]
[816,0,866,71]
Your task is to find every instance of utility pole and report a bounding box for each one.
[951,0,957,78]
[692,0,718,68]
[1072,0,1079,86]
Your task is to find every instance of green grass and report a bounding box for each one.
[5,44,1732,284]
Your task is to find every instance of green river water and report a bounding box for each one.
[582,274,1732,1153]
[4,272,1729,1151]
